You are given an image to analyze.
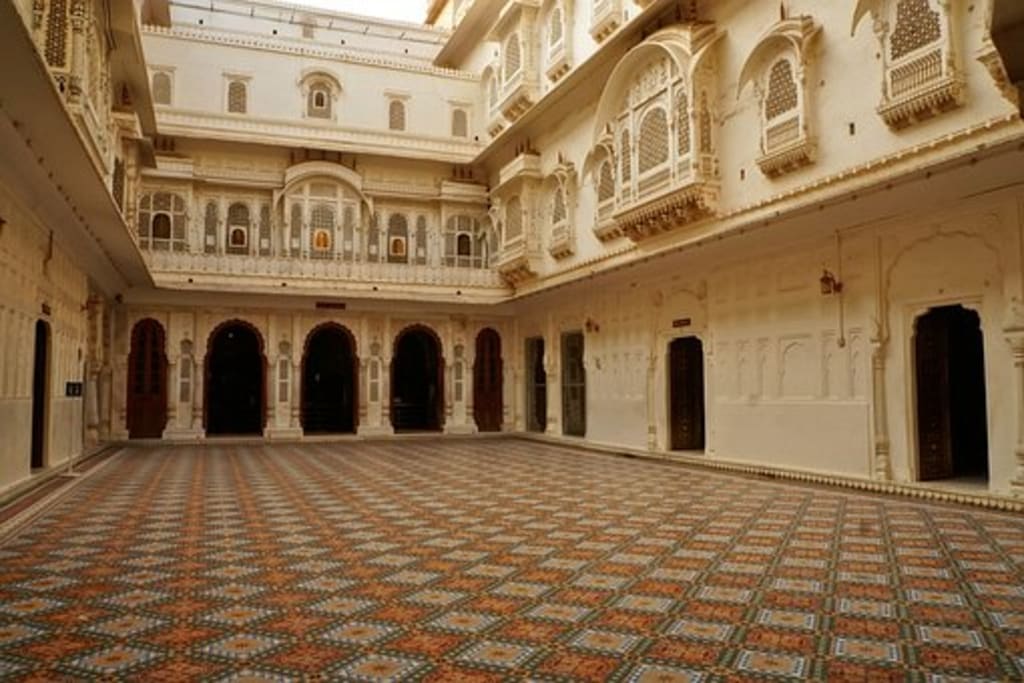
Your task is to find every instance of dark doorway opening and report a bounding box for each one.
[915,305,989,482]
[127,319,168,439]
[302,324,358,434]
[561,331,586,437]
[526,337,546,433]
[391,327,443,432]
[669,336,706,451]
[473,328,503,432]
[206,322,265,436]
[31,320,49,469]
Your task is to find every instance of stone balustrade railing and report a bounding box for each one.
[144,250,509,291]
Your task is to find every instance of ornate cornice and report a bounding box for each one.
[143,25,479,81]
[155,108,483,164]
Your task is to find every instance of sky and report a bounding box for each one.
[288,0,429,24]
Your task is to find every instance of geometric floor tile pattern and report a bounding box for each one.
[0,438,1022,681]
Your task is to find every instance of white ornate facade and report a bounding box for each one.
[2,0,1024,504]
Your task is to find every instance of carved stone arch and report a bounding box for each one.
[851,0,962,129]
[301,322,360,433]
[592,25,721,145]
[204,318,268,434]
[298,68,342,97]
[737,16,820,95]
[737,16,820,176]
[274,161,373,216]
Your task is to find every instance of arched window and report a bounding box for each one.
[152,72,172,105]
[488,75,499,109]
[598,160,615,203]
[504,34,522,80]
[389,100,406,131]
[387,213,408,263]
[452,109,469,138]
[699,92,712,154]
[151,213,171,240]
[551,186,567,225]
[227,80,247,114]
[638,108,669,174]
[456,233,471,257]
[44,0,69,68]
[310,204,334,257]
[308,83,332,119]
[549,6,563,49]
[226,202,250,253]
[137,191,188,251]
[445,215,484,268]
[505,197,523,241]
[765,59,798,121]
[289,203,303,256]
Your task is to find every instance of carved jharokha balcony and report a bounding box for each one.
[494,237,538,284]
[142,251,509,301]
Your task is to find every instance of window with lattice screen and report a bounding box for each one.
[389,100,406,131]
[598,160,615,203]
[552,186,567,224]
[415,216,428,264]
[505,34,522,80]
[765,59,798,120]
[549,6,563,48]
[505,197,523,241]
[452,109,468,138]
[638,108,669,174]
[891,0,941,60]
[152,72,172,105]
[227,80,247,114]
[620,129,632,183]
[699,93,712,154]
[676,89,691,157]
[204,201,218,253]
[45,0,68,68]
[290,203,303,255]
[137,191,188,251]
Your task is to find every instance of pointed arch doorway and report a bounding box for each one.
[914,305,989,482]
[206,321,266,436]
[473,328,503,432]
[302,324,358,434]
[391,326,443,432]
[127,319,168,439]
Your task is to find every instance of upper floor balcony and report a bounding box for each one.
[142,250,509,303]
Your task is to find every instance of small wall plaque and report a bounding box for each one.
[65,382,83,397]
[672,318,692,328]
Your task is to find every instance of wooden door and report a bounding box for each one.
[526,338,546,432]
[915,310,954,481]
[31,321,49,468]
[669,337,705,451]
[473,329,503,432]
[127,319,168,439]
[561,332,586,437]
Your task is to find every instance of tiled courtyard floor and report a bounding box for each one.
[0,439,1022,681]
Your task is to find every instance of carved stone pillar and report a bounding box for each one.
[112,357,129,440]
[290,360,301,430]
[869,337,892,481]
[84,361,100,446]
[1005,331,1024,495]
[192,355,204,436]
[165,356,178,431]
[645,350,658,451]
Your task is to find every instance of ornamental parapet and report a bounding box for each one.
[614,180,718,242]
[143,251,508,294]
